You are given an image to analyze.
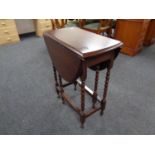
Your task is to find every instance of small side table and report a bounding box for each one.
[44,27,123,128]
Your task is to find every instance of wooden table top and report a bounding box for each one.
[44,27,123,58]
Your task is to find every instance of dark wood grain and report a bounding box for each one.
[44,27,122,58]
[44,27,123,128]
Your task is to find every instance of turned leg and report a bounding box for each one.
[100,66,111,115]
[80,79,86,128]
[92,66,100,108]
[58,74,65,104]
[52,65,60,98]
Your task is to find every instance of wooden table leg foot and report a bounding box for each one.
[92,94,97,109]
[56,88,59,97]
[74,81,77,90]
[80,116,85,128]
[100,110,104,116]
[100,100,106,115]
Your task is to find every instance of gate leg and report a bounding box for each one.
[58,74,65,104]
[52,65,60,98]
[92,66,100,108]
[100,65,111,115]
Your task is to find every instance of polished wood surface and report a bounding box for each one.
[114,19,150,56]
[44,27,123,128]
[45,27,122,58]
[144,19,155,46]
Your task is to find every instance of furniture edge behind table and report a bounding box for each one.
[44,27,123,128]
[144,19,155,46]
[114,19,150,56]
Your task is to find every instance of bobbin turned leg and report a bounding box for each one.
[92,66,100,108]
[100,65,111,115]
[80,78,86,128]
[52,65,60,98]
[58,74,65,104]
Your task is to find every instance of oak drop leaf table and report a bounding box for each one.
[44,27,123,128]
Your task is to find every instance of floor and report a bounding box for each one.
[0,35,155,135]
